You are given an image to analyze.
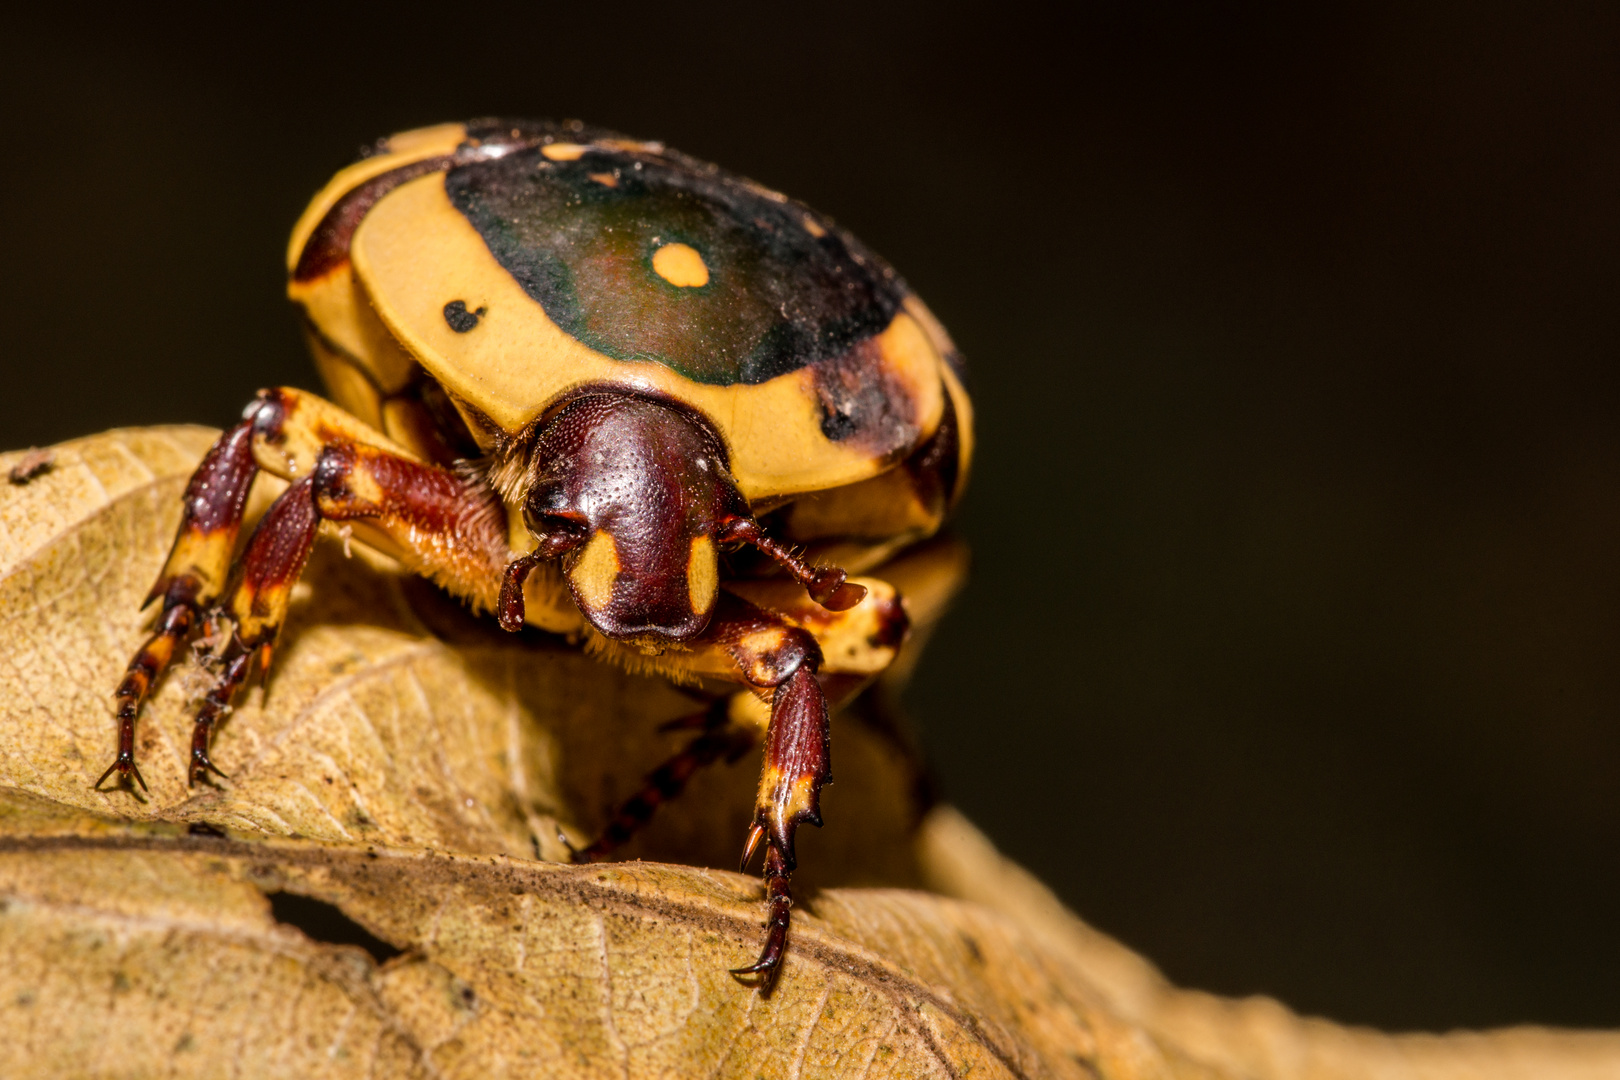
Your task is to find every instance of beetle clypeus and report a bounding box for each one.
[104,119,972,983]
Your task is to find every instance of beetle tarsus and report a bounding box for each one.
[94,752,148,794]
[498,552,542,631]
[189,750,230,787]
[730,845,793,985]
[188,649,253,787]
[100,593,199,793]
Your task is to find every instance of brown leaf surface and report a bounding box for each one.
[0,427,1616,1079]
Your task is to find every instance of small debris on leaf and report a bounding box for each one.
[8,449,54,485]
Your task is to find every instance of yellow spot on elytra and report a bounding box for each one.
[541,142,589,161]
[688,535,718,616]
[587,171,618,188]
[569,529,620,612]
[802,215,827,238]
[651,242,709,288]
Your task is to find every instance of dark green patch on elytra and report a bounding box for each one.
[443,132,908,386]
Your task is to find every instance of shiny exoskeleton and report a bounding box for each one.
[104,119,972,984]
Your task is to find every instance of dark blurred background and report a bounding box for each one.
[5,2,1619,1032]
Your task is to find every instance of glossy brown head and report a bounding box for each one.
[509,392,865,644]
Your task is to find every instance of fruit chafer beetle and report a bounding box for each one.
[104,119,973,982]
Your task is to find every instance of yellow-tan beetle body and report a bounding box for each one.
[106,118,972,983]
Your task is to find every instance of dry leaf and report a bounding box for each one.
[0,427,1616,1079]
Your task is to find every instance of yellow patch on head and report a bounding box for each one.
[569,529,620,612]
[651,242,709,288]
[587,171,618,188]
[801,215,827,239]
[541,142,588,162]
[687,534,718,616]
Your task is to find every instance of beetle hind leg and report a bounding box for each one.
[573,699,756,863]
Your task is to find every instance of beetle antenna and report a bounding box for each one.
[725,519,867,611]
[498,552,542,632]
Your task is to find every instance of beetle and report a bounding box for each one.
[102,118,972,982]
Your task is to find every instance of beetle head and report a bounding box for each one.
[513,391,868,644]
[519,393,745,642]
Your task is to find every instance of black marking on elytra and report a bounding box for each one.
[820,409,857,441]
[443,300,486,333]
[812,337,921,451]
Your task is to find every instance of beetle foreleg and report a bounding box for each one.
[101,419,259,791]
[730,844,792,980]
[179,440,513,785]
[107,389,522,790]
[729,665,830,986]
[686,595,832,985]
[747,664,830,873]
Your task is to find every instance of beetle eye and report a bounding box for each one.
[522,488,589,557]
[524,481,572,522]
[546,512,586,535]
[524,511,589,559]
[528,508,585,539]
